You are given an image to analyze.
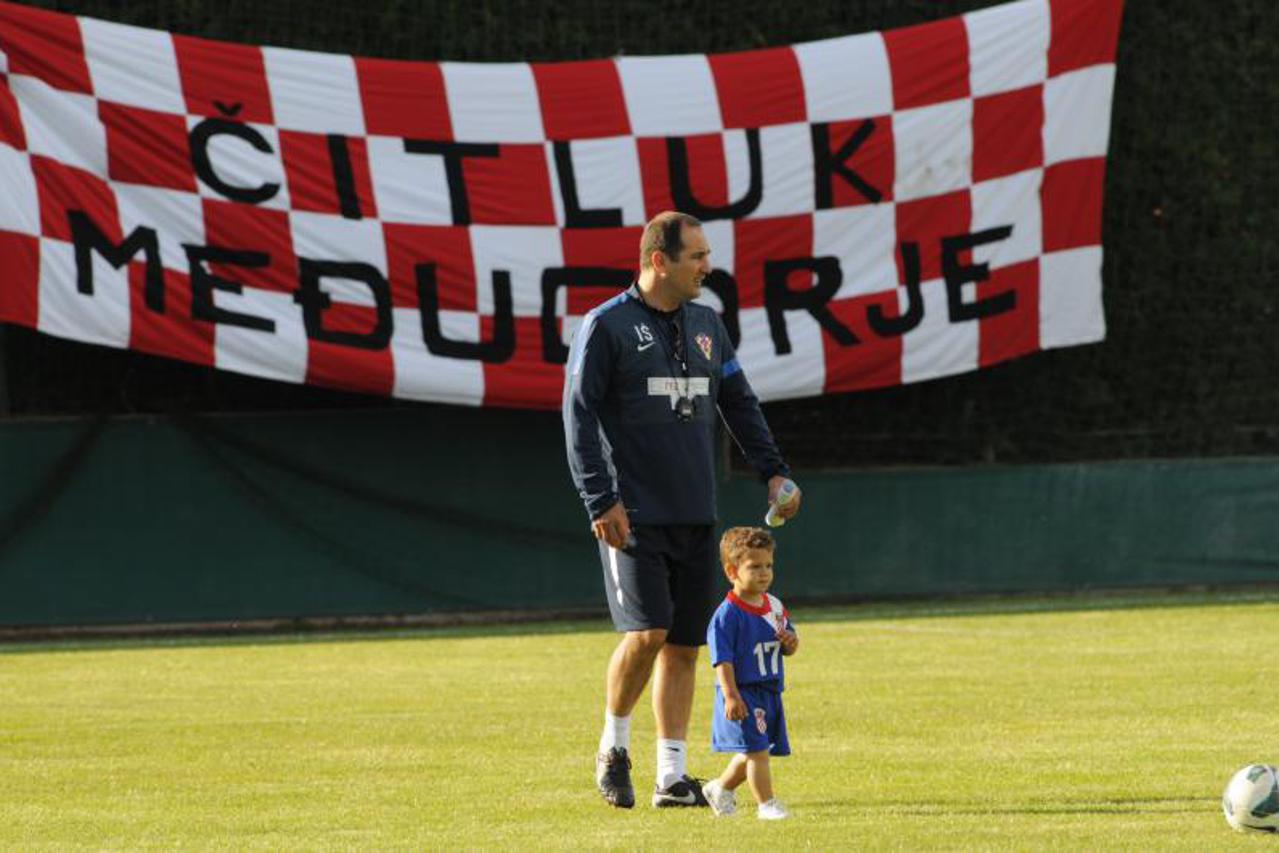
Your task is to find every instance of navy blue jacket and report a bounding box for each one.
[563,284,789,525]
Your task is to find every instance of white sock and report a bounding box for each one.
[599,710,631,754]
[656,738,687,788]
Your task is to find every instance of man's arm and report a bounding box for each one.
[563,314,631,547]
[714,317,801,520]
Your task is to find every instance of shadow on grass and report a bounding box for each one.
[803,795,1215,816]
[2,584,1277,656]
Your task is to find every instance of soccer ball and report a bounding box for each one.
[1222,764,1279,833]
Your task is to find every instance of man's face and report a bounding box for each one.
[662,225,712,302]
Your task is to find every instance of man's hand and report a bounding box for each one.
[777,627,799,656]
[767,475,802,521]
[723,691,748,721]
[591,501,632,550]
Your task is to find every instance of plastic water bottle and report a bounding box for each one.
[764,479,799,527]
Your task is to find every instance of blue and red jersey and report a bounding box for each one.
[707,591,794,692]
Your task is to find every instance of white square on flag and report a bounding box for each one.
[700,218,735,275]
[1040,246,1105,348]
[115,184,205,272]
[81,17,185,115]
[0,147,40,236]
[794,32,893,123]
[748,123,815,219]
[38,237,131,349]
[213,287,309,383]
[263,47,365,136]
[617,54,723,137]
[289,212,387,303]
[1044,65,1116,165]
[813,205,898,300]
[12,76,108,177]
[442,62,544,144]
[391,307,486,406]
[901,277,979,383]
[893,98,973,202]
[549,136,646,227]
[469,225,563,316]
[970,168,1042,270]
[735,306,826,402]
[965,0,1049,97]
[366,135,454,226]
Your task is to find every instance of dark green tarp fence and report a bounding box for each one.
[3,410,1276,628]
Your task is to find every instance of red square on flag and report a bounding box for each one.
[280,131,378,218]
[355,57,452,140]
[818,116,895,209]
[0,229,39,327]
[1049,0,1124,77]
[978,258,1039,367]
[305,304,395,397]
[33,155,121,244]
[0,3,92,94]
[972,86,1043,183]
[821,291,905,393]
[463,144,556,225]
[883,17,969,109]
[636,133,728,221]
[173,34,274,123]
[0,79,26,150]
[384,222,475,311]
[306,323,391,396]
[101,102,197,192]
[708,46,806,129]
[733,214,814,310]
[1041,158,1105,252]
[893,189,971,284]
[482,315,563,409]
[201,199,297,294]
[561,226,639,315]
[129,265,215,366]
[532,59,630,141]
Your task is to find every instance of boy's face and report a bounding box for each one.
[728,547,774,597]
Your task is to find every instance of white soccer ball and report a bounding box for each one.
[1222,764,1279,833]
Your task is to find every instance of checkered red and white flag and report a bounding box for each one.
[0,0,1122,408]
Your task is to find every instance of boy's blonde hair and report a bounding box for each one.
[719,526,775,570]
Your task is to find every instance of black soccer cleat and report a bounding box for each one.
[596,747,635,808]
[651,774,710,808]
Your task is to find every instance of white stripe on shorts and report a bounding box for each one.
[608,545,624,607]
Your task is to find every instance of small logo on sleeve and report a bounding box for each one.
[695,333,713,360]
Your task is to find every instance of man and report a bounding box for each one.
[563,210,801,809]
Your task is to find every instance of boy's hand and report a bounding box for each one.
[724,693,748,721]
[777,627,799,655]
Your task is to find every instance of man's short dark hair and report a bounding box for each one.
[638,211,702,270]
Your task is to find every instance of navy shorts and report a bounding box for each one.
[711,684,790,756]
[599,523,716,647]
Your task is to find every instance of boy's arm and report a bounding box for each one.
[715,663,748,721]
[779,628,799,656]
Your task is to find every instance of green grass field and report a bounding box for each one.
[2,591,1277,849]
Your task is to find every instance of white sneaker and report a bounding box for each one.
[701,779,737,816]
[757,798,789,820]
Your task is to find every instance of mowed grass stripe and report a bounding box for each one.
[1,595,1275,849]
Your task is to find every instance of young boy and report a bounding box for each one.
[701,527,799,820]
